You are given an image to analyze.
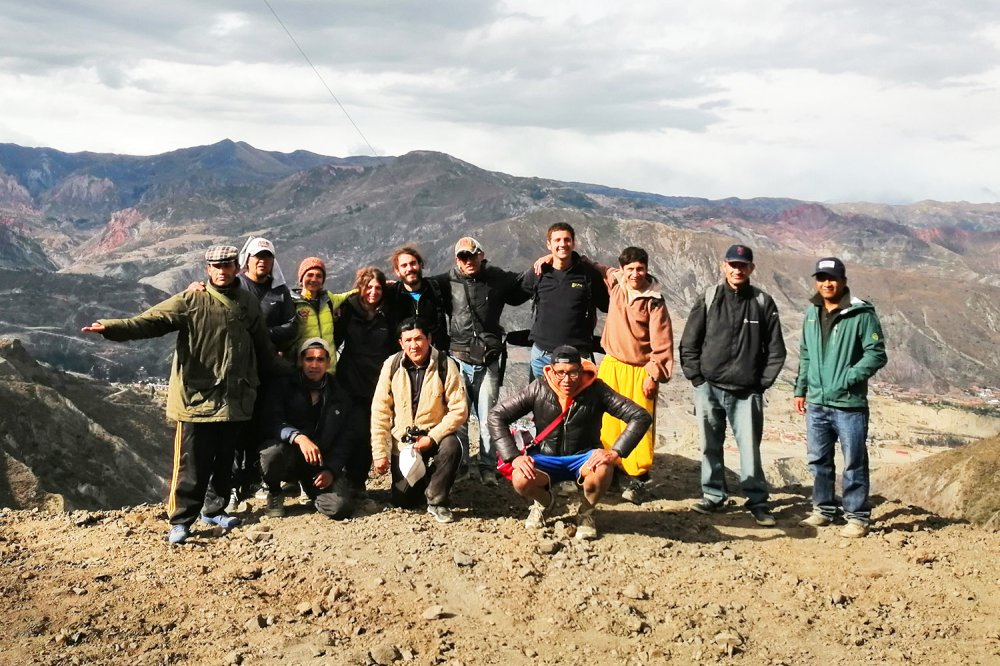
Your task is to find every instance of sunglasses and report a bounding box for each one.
[457,252,480,261]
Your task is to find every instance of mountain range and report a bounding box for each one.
[0,139,998,393]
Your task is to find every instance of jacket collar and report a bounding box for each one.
[542,358,598,411]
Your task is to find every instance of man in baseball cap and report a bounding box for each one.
[794,257,887,538]
[489,344,651,540]
[445,235,530,485]
[679,242,787,527]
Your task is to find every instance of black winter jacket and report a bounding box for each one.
[263,373,357,475]
[518,253,609,353]
[445,263,529,364]
[488,378,651,462]
[679,282,786,393]
[334,294,399,405]
[238,273,297,348]
[385,277,450,351]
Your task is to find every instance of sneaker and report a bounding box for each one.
[841,520,869,538]
[524,489,554,530]
[200,513,242,530]
[480,469,498,487]
[750,506,776,527]
[225,489,249,514]
[254,486,270,501]
[621,478,650,505]
[265,491,286,518]
[167,524,189,545]
[576,507,598,540]
[799,512,833,528]
[427,504,454,524]
[691,498,724,515]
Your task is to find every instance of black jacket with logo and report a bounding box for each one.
[519,253,609,353]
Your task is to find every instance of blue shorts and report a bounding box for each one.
[530,450,597,484]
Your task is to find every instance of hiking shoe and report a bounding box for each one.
[799,512,833,528]
[750,506,776,527]
[576,507,598,540]
[691,498,724,515]
[265,491,286,518]
[524,489,554,530]
[167,524,189,545]
[841,520,869,538]
[480,469,498,487]
[427,504,454,524]
[200,513,242,530]
[621,478,650,505]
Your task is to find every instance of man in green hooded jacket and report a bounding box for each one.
[793,257,887,538]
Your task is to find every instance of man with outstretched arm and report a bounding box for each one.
[82,245,289,545]
[488,345,651,540]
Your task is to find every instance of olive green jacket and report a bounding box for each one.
[98,284,286,422]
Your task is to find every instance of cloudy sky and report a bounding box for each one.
[2,1,999,203]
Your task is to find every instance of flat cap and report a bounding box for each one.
[205,245,239,264]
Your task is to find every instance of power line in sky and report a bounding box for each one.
[262,0,381,158]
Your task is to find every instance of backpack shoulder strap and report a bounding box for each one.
[389,351,404,376]
[436,349,449,386]
[704,285,717,310]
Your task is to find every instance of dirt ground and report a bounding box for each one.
[3,451,1000,666]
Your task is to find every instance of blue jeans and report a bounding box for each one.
[454,358,500,471]
[805,404,870,524]
[530,344,594,381]
[529,344,550,381]
[694,382,768,508]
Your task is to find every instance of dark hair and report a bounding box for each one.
[618,246,649,267]
[397,317,431,339]
[546,222,576,241]
[389,246,424,269]
[353,266,387,294]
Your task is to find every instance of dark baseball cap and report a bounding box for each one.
[551,345,582,365]
[724,244,754,264]
[812,257,846,279]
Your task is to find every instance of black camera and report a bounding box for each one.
[401,425,428,443]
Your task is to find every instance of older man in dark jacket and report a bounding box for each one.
[679,244,786,527]
[488,345,651,540]
[259,338,359,520]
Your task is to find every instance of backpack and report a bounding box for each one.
[704,285,766,311]
[388,350,450,387]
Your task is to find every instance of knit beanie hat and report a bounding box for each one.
[298,257,326,284]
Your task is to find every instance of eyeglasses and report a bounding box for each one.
[552,369,581,379]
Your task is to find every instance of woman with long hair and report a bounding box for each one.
[334,266,400,495]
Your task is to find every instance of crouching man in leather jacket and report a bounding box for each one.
[488,345,651,540]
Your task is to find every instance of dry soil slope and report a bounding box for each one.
[2,468,999,666]
[874,435,1000,527]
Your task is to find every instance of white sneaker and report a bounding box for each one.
[575,507,598,540]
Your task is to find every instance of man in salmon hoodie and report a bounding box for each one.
[488,345,651,540]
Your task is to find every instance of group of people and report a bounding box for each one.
[82,224,886,544]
